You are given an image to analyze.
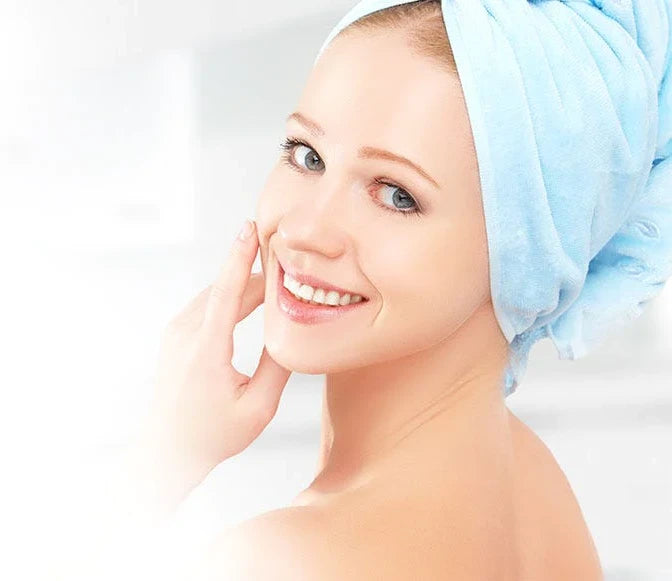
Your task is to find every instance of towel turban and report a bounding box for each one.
[313,0,672,396]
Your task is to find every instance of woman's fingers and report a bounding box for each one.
[168,241,266,337]
[239,346,292,419]
[169,284,213,328]
[201,219,259,360]
[236,271,266,323]
[173,271,265,332]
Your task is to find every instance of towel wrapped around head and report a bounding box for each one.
[313,0,672,396]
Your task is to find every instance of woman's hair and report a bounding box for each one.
[336,0,458,76]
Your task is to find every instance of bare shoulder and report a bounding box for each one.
[507,411,604,580]
[192,413,603,581]
[193,505,336,581]
[194,489,518,581]
[195,501,415,581]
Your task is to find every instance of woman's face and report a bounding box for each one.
[255,28,493,374]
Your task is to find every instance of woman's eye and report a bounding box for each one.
[373,180,421,215]
[296,145,325,171]
[278,136,422,218]
[279,138,325,172]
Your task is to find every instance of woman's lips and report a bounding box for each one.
[276,261,370,325]
[277,260,367,300]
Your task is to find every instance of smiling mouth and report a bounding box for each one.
[277,262,369,306]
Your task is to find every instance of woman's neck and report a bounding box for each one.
[303,312,512,500]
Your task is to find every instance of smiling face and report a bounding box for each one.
[255,26,498,375]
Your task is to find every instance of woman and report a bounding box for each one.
[128,0,672,579]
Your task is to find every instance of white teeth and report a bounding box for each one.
[297,284,314,301]
[338,293,351,306]
[284,274,300,294]
[282,272,364,306]
[325,291,341,306]
[312,288,326,304]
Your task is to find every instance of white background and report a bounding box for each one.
[1,1,670,579]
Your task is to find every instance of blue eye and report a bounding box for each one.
[278,136,423,219]
[370,178,422,218]
[279,137,325,172]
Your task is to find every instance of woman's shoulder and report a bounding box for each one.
[508,411,604,579]
[311,413,604,580]
[199,414,603,580]
[201,498,514,581]
[195,504,327,580]
[201,481,516,580]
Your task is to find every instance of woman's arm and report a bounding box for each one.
[49,220,293,579]
[112,418,215,526]
[46,432,210,581]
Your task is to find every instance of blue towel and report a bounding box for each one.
[314,0,672,396]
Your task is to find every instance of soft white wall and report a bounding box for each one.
[2,2,670,580]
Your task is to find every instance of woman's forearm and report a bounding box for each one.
[47,430,214,581]
[119,421,214,526]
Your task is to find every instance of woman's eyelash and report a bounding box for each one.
[278,136,423,219]
[369,178,422,218]
[279,136,313,161]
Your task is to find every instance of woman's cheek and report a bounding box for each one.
[255,164,297,219]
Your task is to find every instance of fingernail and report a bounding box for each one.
[237,219,254,241]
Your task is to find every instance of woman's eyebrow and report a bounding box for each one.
[286,111,440,190]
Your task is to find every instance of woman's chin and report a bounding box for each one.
[263,339,321,375]
[263,339,358,376]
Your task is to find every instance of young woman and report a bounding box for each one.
[126,0,672,576]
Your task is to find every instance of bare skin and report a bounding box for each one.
[61,22,602,581]
[101,20,602,581]
[246,25,604,579]
[269,413,600,581]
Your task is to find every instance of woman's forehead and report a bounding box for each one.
[299,44,462,137]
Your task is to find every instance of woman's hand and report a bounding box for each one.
[56,222,291,578]
[143,219,292,489]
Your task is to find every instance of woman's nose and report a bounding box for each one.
[277,183,351,259]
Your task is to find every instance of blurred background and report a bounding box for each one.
[1,1,670,579]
